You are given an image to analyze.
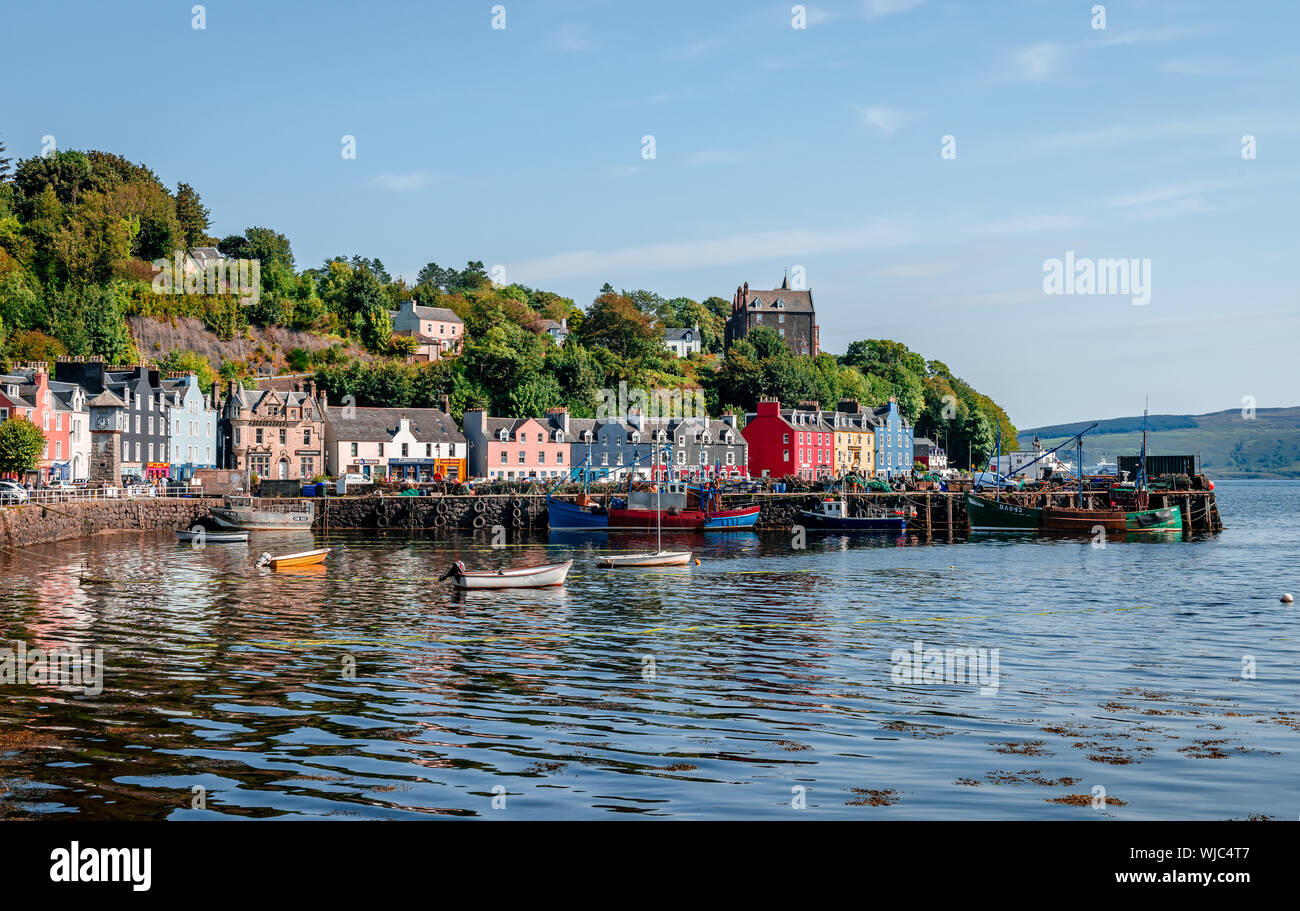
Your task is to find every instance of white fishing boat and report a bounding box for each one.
[175,528,249,544]
[209,495,314,531]
[439,559,573,590]
[598,550,692,568]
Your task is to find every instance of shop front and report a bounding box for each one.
[388,457,464,482]
[145,462,171,480]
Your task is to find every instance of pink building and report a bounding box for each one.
[462,410,571,480]
[388,300,464,361]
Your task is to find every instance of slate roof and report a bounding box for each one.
[322,404,464,443]
[389,302,463,324]
[664,327,700,341]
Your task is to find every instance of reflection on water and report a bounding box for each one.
[0,481,1296,819]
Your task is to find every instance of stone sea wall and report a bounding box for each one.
[0,497,220,549]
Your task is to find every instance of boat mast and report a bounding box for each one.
[654,443,662,554]
[994,422,1001,503]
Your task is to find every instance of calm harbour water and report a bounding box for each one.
[1,480,1296,820]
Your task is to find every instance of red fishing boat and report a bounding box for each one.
[606,482,760,530]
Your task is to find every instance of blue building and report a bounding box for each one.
[163,374,217,479]
[872,397,915,479]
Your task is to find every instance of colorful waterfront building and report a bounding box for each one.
[462,409,571,481]
[321,396,466,480]
[163,374,218,479]
[913,437,947,472]
[872,397,915,479]
[55,359,172,480]
[0,366,78,482]
[832,399,875,477]
[218,379,325,480]
[742,398,835,480]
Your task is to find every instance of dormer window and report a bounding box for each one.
[498,428,509,441]
[555,431,565,443]
[630,432,640,444]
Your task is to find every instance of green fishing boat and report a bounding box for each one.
[966,493,1041,532]
[1124,405,1185,536]
[1125,505,1182,533]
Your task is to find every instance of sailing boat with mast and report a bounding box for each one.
[598,445,694,567]
[964,422,1042,532]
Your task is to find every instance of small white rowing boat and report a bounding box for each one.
[176,528,249,544]
[597,550,693,568]
[439,560,573,590]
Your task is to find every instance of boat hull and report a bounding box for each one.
[797,510,906,533]
[965,493,1041,532]
[266,547,331,569]
[608,505,760,530]
[702,506,761,530]
[210,502,314,531]
[176,529,249,543]
[598,551,693,568]
[451,560,573,589]
[546,495,608,529]
[1126,506,1183,533]
[1039,507,1127,534]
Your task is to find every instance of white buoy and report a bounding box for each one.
[1283,593,1294,603]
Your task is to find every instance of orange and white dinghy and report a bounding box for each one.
[438,560,573,590]
[256,548,331,570]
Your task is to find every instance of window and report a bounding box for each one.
[518,451,525,464]
[402,443,409,457]
[783,450,789,462]
[350,442,358,457]
[280,429,287,445]
[779,313,785,324]
[537,433,543,443]
[500,451,507,464]
[235,428,241,446]
[556,451,563,464]
[135,416,141,435]
[255,428,263,445]
[726,452,735,466]
[304,429,311,445]
[676,451,685,465]
[678,436,685,446]
[539,452,546,464]
[783,433,789,444]
[378,442,384,457]
[601,453,608,466]
[55,441,62,458]
[426,443,432,457]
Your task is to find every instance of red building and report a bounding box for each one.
[742,398,835,480]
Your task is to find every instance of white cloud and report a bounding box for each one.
[863,0,925,20]
[371,171,431,192]
[858,105,906,136]
[1012,43,1062,81]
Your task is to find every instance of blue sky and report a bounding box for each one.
[3,0,1298,427]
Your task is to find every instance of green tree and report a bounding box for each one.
[175,182,211,249]
[0,415,46,473]
[158,349,219,393]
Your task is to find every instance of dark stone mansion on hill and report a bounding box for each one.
[724,276,820,357]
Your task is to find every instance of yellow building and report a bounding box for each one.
[833,401,875,477]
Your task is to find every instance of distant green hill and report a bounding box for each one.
[1020,407,1300,479]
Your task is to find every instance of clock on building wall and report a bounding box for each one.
[97,415,111,430]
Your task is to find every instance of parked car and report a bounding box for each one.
[972,472,1023,492]
[0,480,30,503]
[340,473,373,485]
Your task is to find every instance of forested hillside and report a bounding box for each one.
[0,142,1016,467]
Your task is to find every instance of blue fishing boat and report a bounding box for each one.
[546,493,609,530]
[702,507,761,530]
[546,454,609,529]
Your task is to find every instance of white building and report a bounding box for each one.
[663,325,702,357]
